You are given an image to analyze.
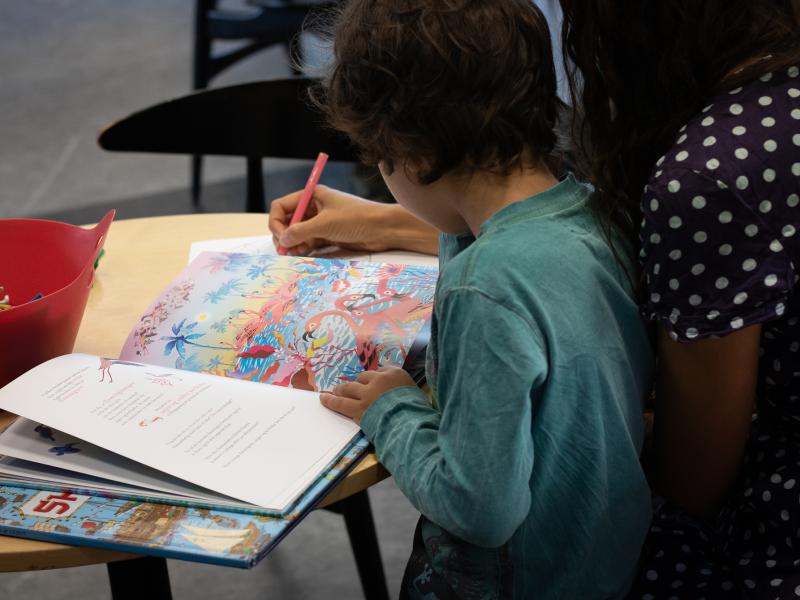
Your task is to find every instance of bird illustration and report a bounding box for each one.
[99,357,144,383]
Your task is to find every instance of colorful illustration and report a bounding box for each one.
[120,254,438,392]
[0,436,369,568]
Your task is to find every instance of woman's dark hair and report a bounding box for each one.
[560,0,800,266]
[312,0,560,185]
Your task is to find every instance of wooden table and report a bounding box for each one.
[0,214,390,596]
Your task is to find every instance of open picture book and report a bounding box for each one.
[0,243,437,565]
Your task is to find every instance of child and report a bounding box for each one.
[314,1,654,597]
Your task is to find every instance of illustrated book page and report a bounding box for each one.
[0,354,359,513]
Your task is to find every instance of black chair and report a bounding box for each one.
[192,0,336,205]
[97,78,388,600]
[99,77,358,213]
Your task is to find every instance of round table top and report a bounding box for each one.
[0,213,389,572]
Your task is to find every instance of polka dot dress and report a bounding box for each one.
[629,65,800,599]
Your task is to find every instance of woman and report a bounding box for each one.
[559,2,800,598]
[271,1,800,596]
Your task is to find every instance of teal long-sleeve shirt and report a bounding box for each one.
[360,175,654,599]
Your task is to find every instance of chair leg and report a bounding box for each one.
[191,154,204,208]
[246,156,265,213]
[107,556,172,600]
[335,490,390,600]
[192,0,217,207]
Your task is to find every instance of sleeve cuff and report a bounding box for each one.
[360,385,430,439]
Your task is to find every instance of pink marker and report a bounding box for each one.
[277,152,329,256]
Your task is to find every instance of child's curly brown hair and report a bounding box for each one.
[312,0,560,185]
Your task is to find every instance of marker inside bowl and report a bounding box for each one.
[30,293,44,302]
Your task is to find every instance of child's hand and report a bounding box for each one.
[320,367,416,424]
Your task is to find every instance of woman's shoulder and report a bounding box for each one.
[647,64,799,202]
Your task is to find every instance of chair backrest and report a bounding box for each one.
[98,77,358,162]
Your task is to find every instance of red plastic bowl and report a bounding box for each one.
[0,210,114,387]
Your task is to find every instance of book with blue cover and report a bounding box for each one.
[0,253,437,566]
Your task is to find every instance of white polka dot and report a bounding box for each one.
[656,155,665,167]
[716,179,728,190]
[729,87,742,95]
[669,279,680,290]
[718,211,732,224]
[745,579,756,589]
[785,478,796,490]
[763,490,772,501]
[668,180,681,193]
[764,168,776,182]
[789,87,800,98]
[731,317,744,329]
[650,293,661,303]
[716,277,729,289]
[736,175,749,189]
[730,103,743,115]
[745,224,759,237]
[719,243,733,255]
[677,133,687,144]
[706,158,720,170]
[770,239,784,252]
[689,294,702,306]
[707,310,720,320]
[701,116,714,126]
[669,249,682,260]
[703,136,716,147]
[792,108,800,120]
[761,72,773,82]
[767,558,776,568]
[759,95,773,106]
[735,147,749,159]
[743,258,757,271]
[649,198,659,211]
[762,116,776,128]
[764,139,777,152]
[655,169,662,178]
[759,200,772,213]
[675,150,689,161]
[646,569,658,581]
[788,193,799,207]
[734,292,748,304]
[669,216,682,229]
[776,302,786,316]
[783,225,796,237]
[795,584,800,596]
[733,125,746,136]
[649,233,661,244]
[691,196,706,209]
[691,264,705,275]
[686,328,699,339]
[771,473,782,484]
[693,231,707,243]
[794,133,800,146]
[765,274,778,287]
[772,578,784,587]
[790,66,800,78]
[793,162,800,176]
[653,263,661,275]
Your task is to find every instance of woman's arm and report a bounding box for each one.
[268,185,439,256]
[653,323,761,516]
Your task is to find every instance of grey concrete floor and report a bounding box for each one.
[0,1,418,598]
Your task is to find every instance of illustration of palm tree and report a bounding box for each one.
[161,319,235,358]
